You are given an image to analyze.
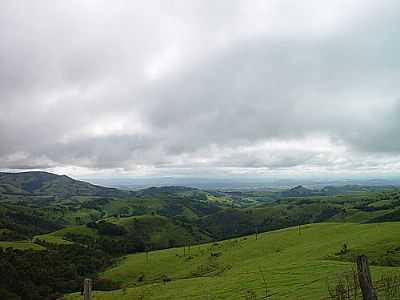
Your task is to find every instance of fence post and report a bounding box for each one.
[83,278,92,300]
[356,255,378,300]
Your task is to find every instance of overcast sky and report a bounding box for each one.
[1,0,400,178]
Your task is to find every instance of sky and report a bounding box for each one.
[1,0,400,179]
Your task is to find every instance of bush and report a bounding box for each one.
[95,221,127,236]
[94,278,121,291]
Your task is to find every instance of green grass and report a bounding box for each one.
[0,240,45,250]
[110,214,176,226]
[35,225,97,245]
[368,199,394,208]
[63,222,400,300]
[206,194,233,205]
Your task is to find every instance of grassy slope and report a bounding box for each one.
[330,209,393,223]
[35,214,211,248]
[35,225,98,245]
[64,222,400,300]
[0,240,45,250]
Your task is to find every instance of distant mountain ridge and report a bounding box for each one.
[1,171,396,198]
[279,185,321,197]
[0,171,120,197]
[135,185,198,196]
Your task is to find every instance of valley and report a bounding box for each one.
[1,172,400,299]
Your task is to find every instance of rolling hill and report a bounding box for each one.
[63,222,400,300]
[2,171,400,300]
[35,215,212,251]
[0,171,120,197]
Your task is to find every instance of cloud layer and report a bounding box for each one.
[1,0,400,177]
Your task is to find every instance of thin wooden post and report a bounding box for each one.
[356,255,378,300]
[83,278,92,300]
[255,225,258,240]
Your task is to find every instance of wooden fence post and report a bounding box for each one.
[83,278,92,300]
[255,225,258,240]
[356,255,378,300]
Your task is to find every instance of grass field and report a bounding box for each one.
[0,240,45,250]
[63,222,400,300]
[35,225,98,245]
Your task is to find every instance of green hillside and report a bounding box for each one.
[35,216,212,250]
[35,225,98,245]
[64,222,400,300]
[0,240,45,250]
[110,215,212,249]
[0,203,62,240]
[0,171,121,197]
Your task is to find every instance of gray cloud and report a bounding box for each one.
[1,0,400,176]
